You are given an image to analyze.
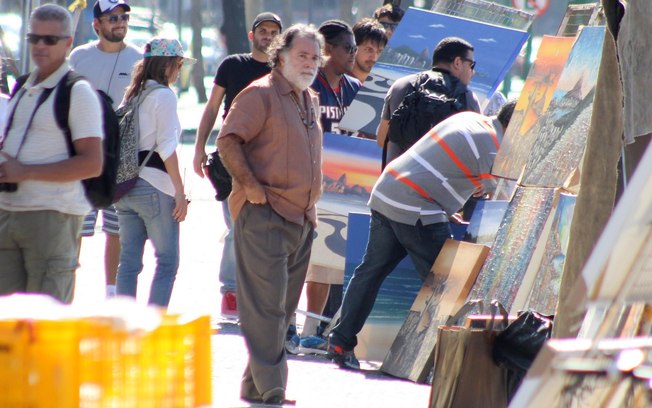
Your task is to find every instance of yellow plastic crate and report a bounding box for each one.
[0,315,212,407]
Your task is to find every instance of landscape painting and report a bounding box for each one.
[319,132,382,215]
[338,7,528,136]
[526,192,577,314]
[521,26,606,187]
[492,35,575,180]
[468,187,556,310]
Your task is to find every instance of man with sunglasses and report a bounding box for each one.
[69,0,142,299]
[373,3,405,40]
[300,20,361,354]
[0,4,103,303]
[376,37,481,167]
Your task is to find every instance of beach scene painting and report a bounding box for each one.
[339,7,528,136]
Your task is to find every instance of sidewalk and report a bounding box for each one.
[74,83,432,407]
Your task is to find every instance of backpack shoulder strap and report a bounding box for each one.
[53,70,83,156]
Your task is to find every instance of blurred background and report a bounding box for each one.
[0,0,600,102]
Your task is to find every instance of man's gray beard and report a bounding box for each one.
[281,64,316,91]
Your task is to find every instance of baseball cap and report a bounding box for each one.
[252,12,282,32]
[144,38,197,65]
[93,0,131,19]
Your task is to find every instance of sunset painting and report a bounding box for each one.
[492,35,575,180]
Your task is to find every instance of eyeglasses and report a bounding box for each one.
[462,57,476,71]
[379,21,398,30]
[26,33,70,46]
[101,14,130,24]
[333,43,358,56]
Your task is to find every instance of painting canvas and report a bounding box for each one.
[492,35,575,179]
[525,192,577,315]
[308,208,348,272]
[380,240,489,382]
[344,212,423,323]
[319,132,382,215]
[521,26,606,187]
[468,187,556,310]
[308,133,382,272]
[338,7,528,135]
[463,199,509,247]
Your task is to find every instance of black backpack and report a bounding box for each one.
[10,71,120,209]
[387,69,467,152]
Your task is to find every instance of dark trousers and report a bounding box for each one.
[331,210,451,351]
[235,203,314,399]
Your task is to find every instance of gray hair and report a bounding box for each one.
[30,4,73,37]
[267,23,324,69]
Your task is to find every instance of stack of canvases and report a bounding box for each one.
[510,137,652,406]
[379,24,609,407]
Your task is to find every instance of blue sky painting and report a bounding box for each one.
[339,7,529,135]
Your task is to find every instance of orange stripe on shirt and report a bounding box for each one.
[387,168,436,202]
[427,129,481,187]
[480,119,499,149]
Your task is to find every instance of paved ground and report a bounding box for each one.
[73,84,432,407]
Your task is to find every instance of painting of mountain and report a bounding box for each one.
[338,7,528,136]
[492,35,575,180]
[521,26,606,187]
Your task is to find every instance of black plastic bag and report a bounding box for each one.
[205,151,232,201]
[492,310,553,372]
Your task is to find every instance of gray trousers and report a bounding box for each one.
[234,202,313,400]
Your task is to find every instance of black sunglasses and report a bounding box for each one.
[26,33,70,46]
[462,57,476,71]
[102,14,130,24]
[379,21,398,30]
[332,43,358,55]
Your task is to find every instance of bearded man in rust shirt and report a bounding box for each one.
[217,24,324,406]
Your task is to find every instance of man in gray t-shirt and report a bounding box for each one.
[69,0,142,298]
[376,37,481,168]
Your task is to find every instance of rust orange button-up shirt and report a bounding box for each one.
[217,69,323,227]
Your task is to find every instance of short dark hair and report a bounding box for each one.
[496,99,518,129]
[318,19,353,44]
[432,37,474,67]
[352,18,388,48]
[267,23,324,69]
[373,4,404,22]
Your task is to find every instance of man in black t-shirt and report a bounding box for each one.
[193,12,282,319]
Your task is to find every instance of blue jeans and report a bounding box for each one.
[115,179,179,307]
[219,200,237,294]
[331,210,451,350]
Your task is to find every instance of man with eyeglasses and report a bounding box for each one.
[376,37,481,167]
[373,3,405,40]
[299,20,361,354]
[69,0,142,299]
[0,4,103,303]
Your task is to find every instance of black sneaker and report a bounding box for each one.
[326,343,360,370]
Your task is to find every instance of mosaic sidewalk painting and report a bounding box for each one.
[339,7,528,136]
[521,26,606,187]
[468,186,556,310]
[492,35,575,179]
